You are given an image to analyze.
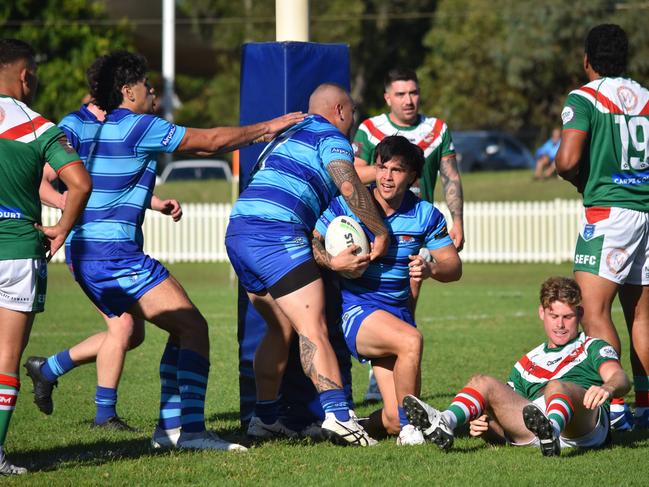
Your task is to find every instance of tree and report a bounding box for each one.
[1,0,134,121]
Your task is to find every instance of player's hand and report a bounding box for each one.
[157,198,183,222]
[583,385,612,409]
[35,223,68,261]
[370,233,389,261]
[450,222,465,252]
[408,254,431,282]
[330,245,370,279]
[469,415,490,438]
[260,112,305,142]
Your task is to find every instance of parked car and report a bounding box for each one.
[156,159,233,184]
[451,131,535,172]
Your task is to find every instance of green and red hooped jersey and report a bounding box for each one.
[0,95,81,260]
[353,113,455,202]
[507,332,619,402]
[561,77,649,211]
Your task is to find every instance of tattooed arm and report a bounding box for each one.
[439,154,465,251]
[326,160,389,260]
[312,229,370,277]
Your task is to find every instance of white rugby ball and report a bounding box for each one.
[325,215,370,257]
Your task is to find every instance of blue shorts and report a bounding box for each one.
[69,254,169,317]
[225,226,314,294]
[340,300,415,363]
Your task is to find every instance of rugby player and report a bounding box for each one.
[353,69,464,400]
[226,83,389,446]
[313,135,461,445]
[26,58,181,431]
[404,277,630,456]
[23,50,302,451]
[0,39,91,474]
[555,24,649,430]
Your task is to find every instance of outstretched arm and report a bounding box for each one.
[326,160,389,260]
[176,112,305,155]
[439,154,464,251]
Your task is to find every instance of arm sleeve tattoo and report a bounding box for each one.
[326,160,388,238]
[311,234,332,269]
[439,155,464,221]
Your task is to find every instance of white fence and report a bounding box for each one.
[42,199,583,264]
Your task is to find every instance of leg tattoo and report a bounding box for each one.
[298,334,342,392]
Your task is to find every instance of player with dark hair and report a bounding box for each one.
[313,135,461,445]
[26,56,182,431]
[353,67,464,401]
[23,50,303,452]
[226,83,389,446]
[404,277,630,457]
[555,23,649,431]
[0,38,91,474]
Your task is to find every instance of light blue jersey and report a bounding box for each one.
[228,114,354,235]
[63,108,186,261]
[316,189,452,307]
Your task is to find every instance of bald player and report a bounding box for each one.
[226,83,389,446]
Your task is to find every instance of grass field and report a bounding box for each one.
[10,262,649,486]
[153,169,579,205]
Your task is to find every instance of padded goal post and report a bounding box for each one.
[238,42,353,430]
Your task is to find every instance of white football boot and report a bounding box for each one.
[247,416,297,439]
[177,430,248,452]
[321,412,378,447]
[396,424,425,446]
[151,426,181,449]
[0,447,27,476]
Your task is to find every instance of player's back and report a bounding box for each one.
[230,115,351,233]
[564,77,649,209]
[66,108,185,261]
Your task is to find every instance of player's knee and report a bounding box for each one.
[399,328,423,357]
[466,374,494,390]
[544,379,568,395]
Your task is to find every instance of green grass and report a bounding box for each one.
[154,170,579,205]
[11,262,648,485]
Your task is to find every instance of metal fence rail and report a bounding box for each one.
[42,199,583,264]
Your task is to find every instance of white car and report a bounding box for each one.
[156,159,233,185]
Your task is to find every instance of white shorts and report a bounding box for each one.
[0,259,47,313]
[573,207,649,285]
[511,396,610,449]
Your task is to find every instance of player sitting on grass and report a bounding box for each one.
[313,135,461,445]
[404,277,630,456]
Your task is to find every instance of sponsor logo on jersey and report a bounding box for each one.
[546,357,562,366]
[617,86,638,111]
[434,225,449,240]
[574,254,597,266]
[612,171,649,185]
[399,235,415,243]
[330,147,352,158]
[57,136,76,154]
[0,206,22,220]
[583,224,596,240]
[606,248,628,275]
[599,345,619,360]
[561,106,575,124]
[161,125,176,146]
[352,142,362,156]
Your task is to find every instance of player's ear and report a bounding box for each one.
[384,91,392,107]
[122,84,134,103]
[538,304,545,321]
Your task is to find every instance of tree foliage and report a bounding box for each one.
[0,0,134,121]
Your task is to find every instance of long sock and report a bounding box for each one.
[158,343,181,430]
[398,406,409,428]
[0,374,19,446]
[41,349,75,383]
[319,389,350,422]
[545,393,574,435]
[634,376,649,408]
[444,387,486,430]
[610,396,627,413]
[94,386,117,424]
[177,349,209,433]
[254,398,280,425]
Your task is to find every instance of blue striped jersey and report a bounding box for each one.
[229,115,354,234]
[62,107,186,260]
[315,189,453,306]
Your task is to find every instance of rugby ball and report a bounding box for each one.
[325,215,370,257]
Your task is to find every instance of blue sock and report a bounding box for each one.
[158,342,181,430]
[398,406,409,428]
[41,349,76,383]
[94,386,117,424]
[319,389,350,422]
[254,398,280,424]
[177,349,209,433]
